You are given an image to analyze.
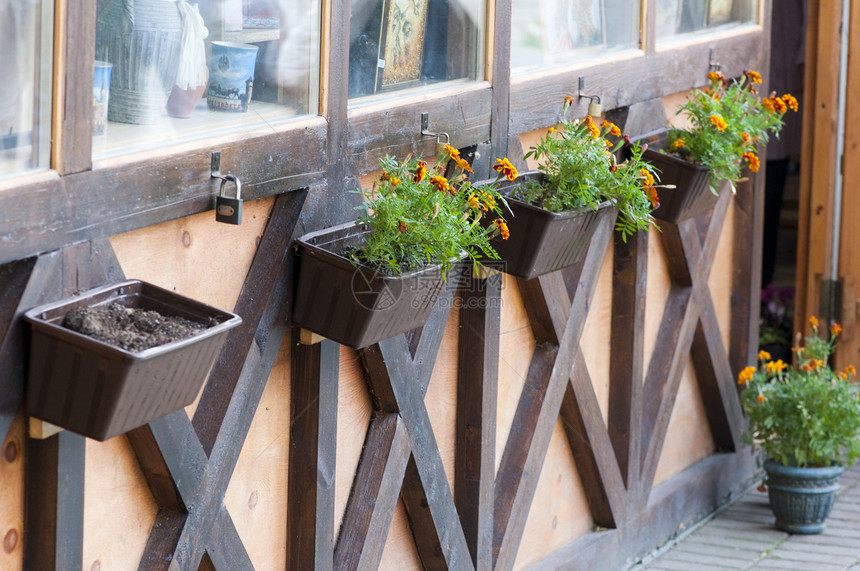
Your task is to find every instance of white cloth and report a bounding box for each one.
[175,1,209,89]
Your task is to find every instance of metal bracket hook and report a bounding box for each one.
[708,49,722,73]
[577,77,602,116]
[420,112,450,145]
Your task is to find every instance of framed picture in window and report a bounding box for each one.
[376,0,430,91]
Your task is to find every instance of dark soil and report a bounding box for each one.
[63,302,216,352]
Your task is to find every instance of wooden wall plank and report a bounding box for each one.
[24,431,85,571]
[0,258,37,442]
[456,274,500,570]
[287,334,339,571]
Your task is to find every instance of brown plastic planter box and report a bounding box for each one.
[292,221,455,349]
[643,148,716,224]
[487,171,613,280]
[24,280,242,441]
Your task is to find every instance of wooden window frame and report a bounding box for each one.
[0,0,770,266]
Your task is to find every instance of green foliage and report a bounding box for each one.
[352,149,511,276]
[522,99,659,242]
[739,318,860,468]
[666,70,796,191]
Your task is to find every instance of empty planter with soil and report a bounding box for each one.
[24,280,242,440]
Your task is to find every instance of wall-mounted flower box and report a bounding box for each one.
[292,222,457,349]
[24,280,242,441]
[489,171,613,280]
[642,148,716,224]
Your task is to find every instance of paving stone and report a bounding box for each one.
[766,545,857,566]
[777,538,860,558]
[658,548,753,569]
[645,559,724,571]
[751,556,844,570]
[679,532,778,554]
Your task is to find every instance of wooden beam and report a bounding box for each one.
[334,414,410,571]
[193,190,307,454]
[24,431,85,571]
[456,273,500,570]
[287,334,339,571]
[609,230,647,490]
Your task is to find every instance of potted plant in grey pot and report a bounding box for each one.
[24,280,242,441]
[651,69,797,223]
[292,148,511,349]
[738,316,860,533]
[489,96,661,280]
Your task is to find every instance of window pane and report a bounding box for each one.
[511,0,641,74]
[0,0,53,178]
[348,0,485,101]
[93,0,321,159]
[657,0,757,43]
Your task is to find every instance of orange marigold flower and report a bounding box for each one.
[493,157,518,181]
[380,170,391,182]
[644,186,660,209]
[414,161,427,182]
[839,371,848,380]
[444,144,460,160]
[390,176,402,186]
[494,218,510,240]
[758,350,772,362]
[429,175,450,194]
[707,71,724,83]
[397,220,407,233]
[811,359,825,369]
[672,138,685,149]
[766,360,787,375]
[741,132,750,144]
[564,95,574,107]
[846,365,857,377]
[455,156,473,173]
[831,322,843,337]
[602,120,621,137]
[757,393,766,403]
[585,115,600,138]
[480,191,497,211]
[738,366,756,384]
[548,126,557,134]
[640,168,655,188]
[746,70,763,84]
[743,151,760,172]
[772,97,787,114]
[710,114,728,132]
[810,315,819,330]
[467,193,480,210]
[762,97,776,113]
[782,93,799,112]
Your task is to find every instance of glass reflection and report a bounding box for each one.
[93,0,320,159]
[657,0,757,42]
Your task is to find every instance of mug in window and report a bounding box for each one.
[207,41,259,113]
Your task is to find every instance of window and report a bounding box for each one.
[92,0,321,159]
[0,0,53,178]
[657,0,758,44]
[347,0,486,101]
[510,0,641,74]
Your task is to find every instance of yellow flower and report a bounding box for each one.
[602,120,621,137]
[709,114,727,132]
[757,393,766,403]
[455,156,473,173]
[742,152,760,173]
[480,191,497,211]
[766,360,787,375]
[782,93,799,112]
[414,161,427,182]
[762,97,775,114]
[758,350,771,362]
[672,138,685,149]
[467,193,480,210]
[444,144,460,160]
[493,157,518,181]
[707,71,724,83]
[831,322,843,337]
[738,366,756,384]
[809,315,819,330]
[548,126,557,134]
[390,177,402,186]
[494,218,510,240]
[584,115,601,139]
[746,70,763,84]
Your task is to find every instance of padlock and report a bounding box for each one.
[215,175,243,225]
[435,132,450,156]
[587,101,602,117]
